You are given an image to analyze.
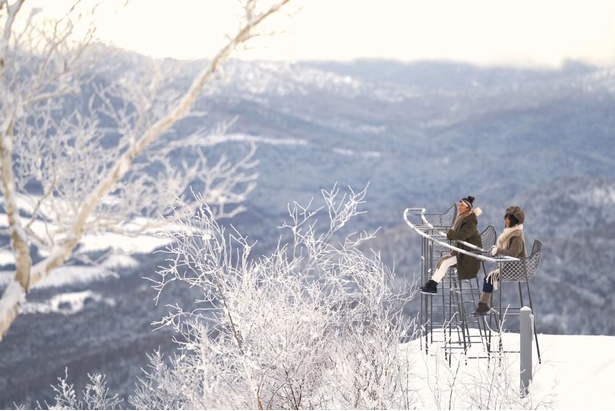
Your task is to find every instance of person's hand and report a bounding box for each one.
[446,230,453,240]
[489,246,498,256]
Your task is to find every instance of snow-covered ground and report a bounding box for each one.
[405,330,615,409]
[531,334,615,410]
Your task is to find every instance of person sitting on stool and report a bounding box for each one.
[473,206,526,315]
[420,195,483,294]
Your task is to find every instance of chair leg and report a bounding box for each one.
[474,274,487,340]
[524,278,542,364]
[518,282,525,307]
[457,279,470,355]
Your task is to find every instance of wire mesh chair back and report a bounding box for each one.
[422,204,457,254]
[480,225,497,250]
[500,239,542,282]
[422,203,457,229]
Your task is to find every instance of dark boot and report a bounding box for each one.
[473,302,490,316]
[419,279,438,294]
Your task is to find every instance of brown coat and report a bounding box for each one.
[495,231,526,258]
[446,211,482,280]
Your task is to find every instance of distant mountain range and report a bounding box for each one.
[200,58,615,339]
[1,54,614,408]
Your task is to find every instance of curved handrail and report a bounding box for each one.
[420,213,486,253]
[403,207,519,264]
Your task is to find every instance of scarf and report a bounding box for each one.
[487,224,524,289]
[496,224,524,249]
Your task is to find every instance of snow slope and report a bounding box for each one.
[406,331,615,409]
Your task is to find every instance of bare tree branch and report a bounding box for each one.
[0,0,294,343]
[133,186,417,409]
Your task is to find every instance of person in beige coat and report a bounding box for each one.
[473,205,526,315]
[420,195,483,294]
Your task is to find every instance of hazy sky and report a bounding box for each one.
[33,0,615,68]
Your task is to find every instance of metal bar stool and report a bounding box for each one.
[446,225,497,362]
[492,239,543,363]
[419,204,457,355]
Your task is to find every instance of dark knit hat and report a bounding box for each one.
[461,196,475,209]
[505,206,525,224]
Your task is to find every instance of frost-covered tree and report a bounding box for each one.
[128,186,419,409]
[41,369,123,410]
[0,0,293,342]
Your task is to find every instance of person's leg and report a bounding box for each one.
[482,275,494,294]
[475,269,498,314]
[432,254,457,283]
[480,272,493,304]
[479,289,492,304]
[420,255,457,294]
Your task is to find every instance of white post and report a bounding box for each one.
[520,306,533,398]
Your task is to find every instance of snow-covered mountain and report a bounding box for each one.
[192,58,615,337]
[1,55,614,408]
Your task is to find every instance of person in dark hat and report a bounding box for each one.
[473,205,526,315]
[420,195,483,294]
